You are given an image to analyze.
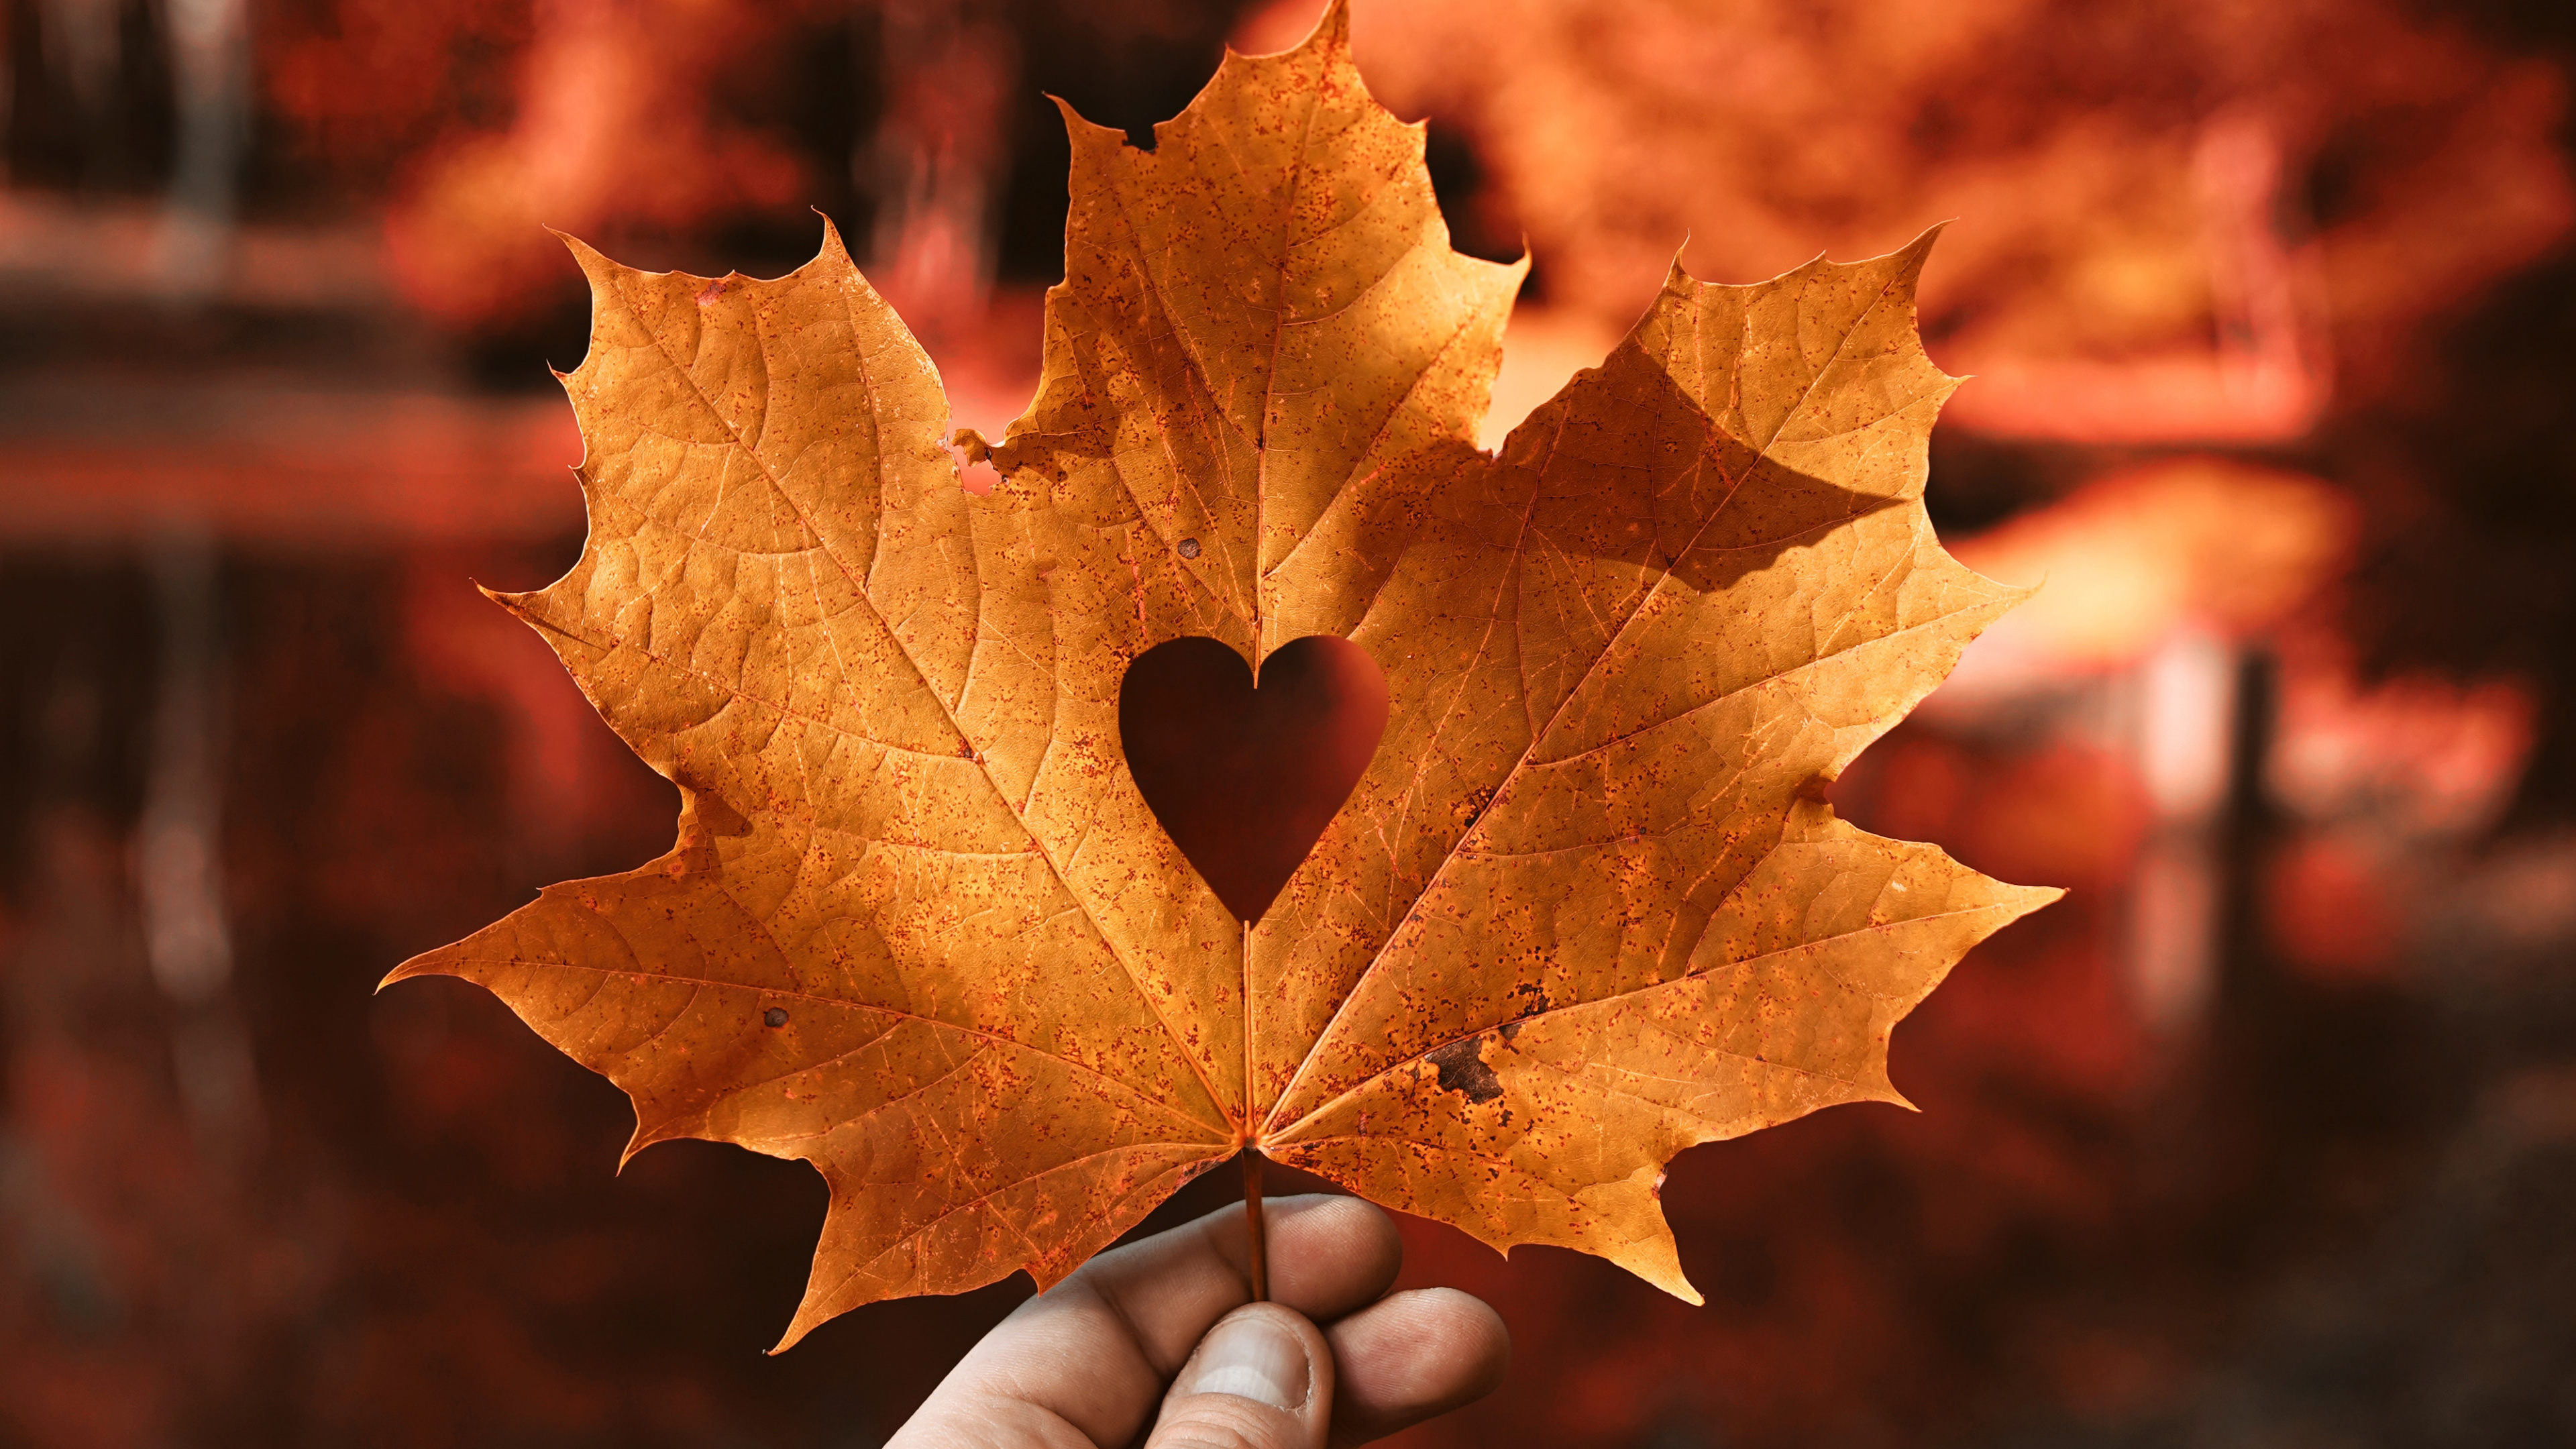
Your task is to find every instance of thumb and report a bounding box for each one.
[1143,1303,1333,1449]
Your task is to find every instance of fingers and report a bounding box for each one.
[1138,1286,1510,1449]
[1077,1192,1402,1374]
[1143,1303,1334,1449]
[890,1195,1399,1449]
[888,1192,1507,1448]
[1323,1288,1511,1447]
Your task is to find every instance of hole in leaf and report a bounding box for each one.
[1117,635,1389,923]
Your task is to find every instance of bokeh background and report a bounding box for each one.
[5,0,2575,1444]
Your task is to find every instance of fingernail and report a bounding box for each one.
[1176,1313,1310,1411]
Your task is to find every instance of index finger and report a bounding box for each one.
[891,1193,1401,1449]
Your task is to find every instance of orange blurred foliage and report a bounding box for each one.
[1246,0,2571,433]
[380,0,821,325]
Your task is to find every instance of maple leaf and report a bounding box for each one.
[386,1,2059,1350]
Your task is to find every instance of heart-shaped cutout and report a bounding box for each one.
[1118,635,1389,923]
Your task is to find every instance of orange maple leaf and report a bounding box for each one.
[387,1,2058,1350]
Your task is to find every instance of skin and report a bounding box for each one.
[888,1195,1511,1449]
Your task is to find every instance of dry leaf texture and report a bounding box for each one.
[388,0,2059,1348]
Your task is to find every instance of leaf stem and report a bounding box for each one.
[1242,1148,1269,1303]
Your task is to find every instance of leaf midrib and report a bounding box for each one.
[1267,898,2020,1145]
[449,955,1223,1140]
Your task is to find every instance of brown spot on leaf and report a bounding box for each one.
[1426,1036,1503,1104]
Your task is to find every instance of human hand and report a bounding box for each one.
[888,1193,1510,1448]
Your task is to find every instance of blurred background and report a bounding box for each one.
[4,0,2574,1444]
